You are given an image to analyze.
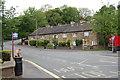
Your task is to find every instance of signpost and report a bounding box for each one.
[12,32,18,59]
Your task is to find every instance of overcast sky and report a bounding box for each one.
[5,0,119,15]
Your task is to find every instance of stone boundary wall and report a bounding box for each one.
[0,61,15,79]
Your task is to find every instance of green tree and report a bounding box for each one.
[62,6,81,24]
[18,7,48,38]
[45,8,62,26]
[2,6,20,40]
[92,5,118,46]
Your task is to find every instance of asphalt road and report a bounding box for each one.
[4,40,118,78]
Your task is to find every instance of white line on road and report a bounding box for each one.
[23,59,60,79]
[100,60,117,63]
[78,59,88,64]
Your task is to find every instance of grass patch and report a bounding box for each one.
[83,48,109,51]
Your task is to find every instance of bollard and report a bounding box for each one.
[14,57,23,76]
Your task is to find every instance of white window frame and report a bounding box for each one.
[41,36,45,39]
[56,35,58,38]
[72,33,77,37]
[84,32,89,36]
[62,33,67,38]
[72,41,76,46]
[53,35,58,38]
[92,41,95,46]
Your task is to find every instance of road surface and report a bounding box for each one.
[4,40,118,78]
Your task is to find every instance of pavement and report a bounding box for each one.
[20,60,54,78]
[100,51,120,57]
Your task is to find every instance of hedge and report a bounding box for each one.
[58,41,67,47]
[47,43,53,47]
[29,40,49,47]
[29,40,36,46]
[37,40,44,46]
[66,39,71,47]
[0,50,11,61]
[75,39,83,46]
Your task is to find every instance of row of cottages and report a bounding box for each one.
[28,21,100,49]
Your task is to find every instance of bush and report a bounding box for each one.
[43,40,50,46]
[75,39,83,46]
[58,41,67,47]
[52,35,58,47]
[38,40,44,46]
[29,40,36,46]
[0,50,11,61]
[47,43,53,47]
[66,39,71,47]
[38,40,49,47]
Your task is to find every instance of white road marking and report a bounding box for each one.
[78,59,88,64]
[110,71,118,74]
[74,73,87,78]
[82,72,101,77]
[100,60,117,63]
[61,76,66,78]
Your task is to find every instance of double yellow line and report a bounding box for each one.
[23,59,60,79]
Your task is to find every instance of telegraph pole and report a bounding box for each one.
[35,19,38,47]
[1,1,4,51]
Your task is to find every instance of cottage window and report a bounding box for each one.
[56,35,58,38]
[72,41,76,46]
[92,41,95,45]
[84,32,89,36]
[53,35,58,38]
[31,37,35,40]
[62,33,67,38]
[41,36,44,39]
[72,33,77,37]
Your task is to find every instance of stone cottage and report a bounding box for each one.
[28,21,99,49]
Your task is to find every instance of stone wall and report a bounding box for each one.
[0,61,15,79]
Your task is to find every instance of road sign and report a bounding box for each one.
[13,32,18,39]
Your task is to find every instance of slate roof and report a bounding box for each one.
[29,22,92,36]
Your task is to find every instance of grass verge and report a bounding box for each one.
[83,49,110,51]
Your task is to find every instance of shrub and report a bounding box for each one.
[47,43,53,47]
[38,40,44,46]
[43,40,50,46]
[52,35,58,46]
[29,40,36,46]
[66,39,71,47]
[0,50,11,61]
[52,35,58,49]
[0,58,3,63]
[37,40,49,46]
[75,39,83,46]
[58,41,67,47]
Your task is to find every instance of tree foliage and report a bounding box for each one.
[2,4,92,39]
[18,7,48,38]
[92,5,118,46]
